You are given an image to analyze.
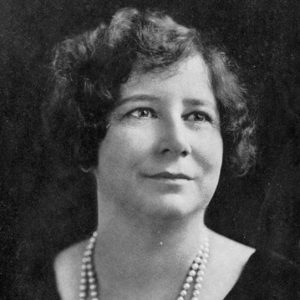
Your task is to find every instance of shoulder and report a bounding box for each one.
[54,240,88,300]
[248,251,300,289]
[209,230,255,271]
[202,231,255,299]
[229,250,300,299]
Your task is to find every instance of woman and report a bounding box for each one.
[44,7,299,300]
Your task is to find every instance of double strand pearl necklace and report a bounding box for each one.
[79,231,210,300]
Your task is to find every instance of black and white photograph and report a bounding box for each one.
[1,1,299,299]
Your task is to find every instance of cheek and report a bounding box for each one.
[98,126,154,172]
[193,131,223,173]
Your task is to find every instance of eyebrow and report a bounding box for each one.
[118,94,161,105]
[119,94,214,107]
[183,98,215,108]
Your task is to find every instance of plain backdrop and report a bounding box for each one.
[0,0,299,299]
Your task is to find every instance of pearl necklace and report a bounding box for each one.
[79,231,209,300]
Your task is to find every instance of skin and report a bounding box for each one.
[95,54,223,224]
[55,54,255,300]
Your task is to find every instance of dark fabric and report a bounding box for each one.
[225,250,300,299]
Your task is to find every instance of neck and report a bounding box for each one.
[94,200,209,299]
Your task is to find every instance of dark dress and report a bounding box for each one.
[15,250,300,299]
[225,250,299,299]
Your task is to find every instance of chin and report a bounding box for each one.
[139,194,204,221]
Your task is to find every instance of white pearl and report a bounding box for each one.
[180,290,187,296]
[87,243,93,250]
[195,283,202,290]
[186,276,193,283]
[193,289,200,296]
[195,257,202,263]
[84,249,92,256]
[183,283,190,290]
[90,290,98,296]
[82,256,91,263]
[89,277,96,283]
[192,263,199,270]
[196,276,203,282]
[177,297,185,300]
[188,270,196,277]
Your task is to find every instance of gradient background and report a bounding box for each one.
[0,0,299,298]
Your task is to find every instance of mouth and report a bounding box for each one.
[144,172,193,181]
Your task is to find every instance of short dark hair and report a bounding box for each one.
[43,7,256,176]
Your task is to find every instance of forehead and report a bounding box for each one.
[129,54,209,81]
[120,54,213,101]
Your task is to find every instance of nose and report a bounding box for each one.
[157,120,192,157]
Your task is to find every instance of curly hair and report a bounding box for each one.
[43,7,256,176]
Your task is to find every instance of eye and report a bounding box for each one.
[184,111,211,122]
[126,108,157,119]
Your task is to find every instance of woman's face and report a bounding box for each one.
[95,55,223,220]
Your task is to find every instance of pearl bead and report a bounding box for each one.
[183,283,191,290]
[180,290,187,296]
[195,257,201,263]
[89,277,96,283]
[87,243,93,250]
[84,249,92,256]
[79,291,86,297]
[82,256,91,263]
[90,290,98,296]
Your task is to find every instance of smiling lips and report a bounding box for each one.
[145,172,193,181]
